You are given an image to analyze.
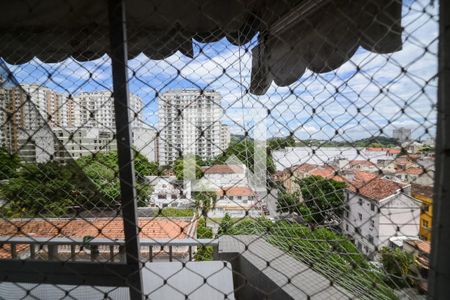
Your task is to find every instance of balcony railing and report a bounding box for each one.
[0,236,218,263]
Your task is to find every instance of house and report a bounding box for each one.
[208,186,260,218]
[146,176,192,208]
[201,164,248,189]
[0,218,196,260]
[411,184,433,241]
[341,173,421,258]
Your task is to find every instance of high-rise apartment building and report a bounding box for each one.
[73,91,143,129]
[0,85,56,162]
[393,127,412,142]
[158,89,230,166]
[0,84,154,162]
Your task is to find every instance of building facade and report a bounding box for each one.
[341,175,421,258]
[411,184,433,241]
[158,89,230,166]
[393,127,412,142]
[1,84,156,162]
[146,176,191,208]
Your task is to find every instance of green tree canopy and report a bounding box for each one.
[268,136,296,151]
[380,247,417,288]
[217,213,232,236]
[212,139,276,175]
[193,190,217,218]
[0,161,100,217]
[0,147,21,180]
[77,151,154,207]
[277,176,346,224]
[173,154,205,180]
[0,150,156,217]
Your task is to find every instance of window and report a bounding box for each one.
[370,203,375,211]
[345,211,349,218]
[368,235,374,244]
[370,219,375,227]
[423,220,430,228]
[357,242,362,251]
[345,224,349,231]
[358,199,363,206]
[358,213,362,221]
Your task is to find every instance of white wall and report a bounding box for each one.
[342,190,420,257]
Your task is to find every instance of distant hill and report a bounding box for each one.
[230,134,399,149]
[294,136,400,148]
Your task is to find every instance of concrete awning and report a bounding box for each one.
[0,0,402,94]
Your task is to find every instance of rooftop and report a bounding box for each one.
[0,218,194,240]
[366,147,401,154]
[346,174,408,201]
[405,239,431,255]
[204,165,244,175]
[411,183,434,199]
[216,186,255,197]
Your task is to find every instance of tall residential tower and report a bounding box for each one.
[158,89,230,166]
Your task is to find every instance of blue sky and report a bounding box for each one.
[5,0,438,142]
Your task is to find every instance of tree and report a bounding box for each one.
[194,217,214,261]
[268,136,296,151]
[276,177,346,224]
[0,161,100,217]
[77,151,154,207]
[0,150,156,217]
[0,147,21,180]
[173,154,205,180]
[133,151,159,176]
[213,139,276,175]
[193,190,217,218]
[298,176,346,224]
[217,213,232,236]
[380,247,417,288]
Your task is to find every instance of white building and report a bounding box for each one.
[73,91,143,129]
[0,85,57,162]
[208,186,261,218]
[132,126,158,162]
[158,89,230,166]
[341,173,421,258]
[393,127,412,142]
[199,164,248,189]
[1,84,156,162]
[146,176,191,208]
[54,126,157,162]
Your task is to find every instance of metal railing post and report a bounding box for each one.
[429,0,450,298]
[108,0,143,299]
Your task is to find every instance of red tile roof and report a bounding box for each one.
[366,147,401,154]
[399,167,424,175]
[217,186,255,197]
[0,218,194,259]
[292,163,317,173]
[0,218,192,240]
[346,173,407,201]
[411,183,433,199]
[349,160,377,167]
[204,164,244,174]
[308,167,336,178]
[405,239,431,255]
